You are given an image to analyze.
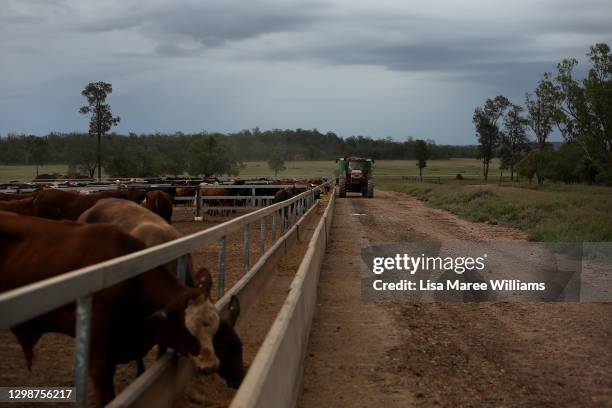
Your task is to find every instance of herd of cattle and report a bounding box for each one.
[0,177,327,406]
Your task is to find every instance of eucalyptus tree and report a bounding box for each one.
[79,81,120,180]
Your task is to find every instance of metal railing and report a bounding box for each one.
[0,180,331,407]
[186,184,309,218]
[401,175,442,184]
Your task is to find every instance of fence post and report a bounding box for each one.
[243,224,250,273]
[195,187,203,221]
[251,187,256,207]
[176,255,188,284]
[280,207,285,234]
[271,213,276,241]
[218,237,226,297]
[259,217,265,255]
[74,296,92,408]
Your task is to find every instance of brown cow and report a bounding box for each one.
[201,187,228,216]
[0,211,220,406]
[0,191,37,201]
[78,199,246,387]
[33,189,131,220]
[142,190,174,223]
[0,196,35,216]
[78,198,190,281]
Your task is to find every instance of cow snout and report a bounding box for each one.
[196,358,220,375]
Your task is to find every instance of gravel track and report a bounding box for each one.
[299,189,612,407]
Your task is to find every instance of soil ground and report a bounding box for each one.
[0,198,325,407]
[299,189,612,407]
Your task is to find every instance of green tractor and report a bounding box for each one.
[336,156,374,198]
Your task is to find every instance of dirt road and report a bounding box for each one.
[299,189,612,407]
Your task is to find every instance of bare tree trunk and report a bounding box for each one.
[97,133,102,181]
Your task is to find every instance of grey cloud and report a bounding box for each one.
[72,1,326,48]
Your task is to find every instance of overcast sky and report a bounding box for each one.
[1,0,611,144]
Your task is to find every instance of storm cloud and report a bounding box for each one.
[1,0,611,143]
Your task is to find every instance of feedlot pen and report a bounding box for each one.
[0,183,334,408]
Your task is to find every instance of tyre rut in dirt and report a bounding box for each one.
[338,177,346,198]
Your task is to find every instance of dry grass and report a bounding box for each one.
[378,179,612,242]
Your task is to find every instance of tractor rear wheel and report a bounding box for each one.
[339,177,347,198]
[367,179,374,198]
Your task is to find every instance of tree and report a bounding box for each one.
[501,104,530,180]
[267,149,286,176]
[187,135,242,177]
[65,133,98,178]
[414,139,430,179]
[553,44,612,176]
[26,136,48,177]
[473,95,511,180]
[79,81,120,180]
[525,73,558,184]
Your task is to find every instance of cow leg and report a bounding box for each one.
[12,326,43,370]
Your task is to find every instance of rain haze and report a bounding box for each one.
[1,0,611,144]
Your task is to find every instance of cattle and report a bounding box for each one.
[0,211,220,406]
[201,187,229,216]
[32,189,132,220]
[0,196,35,216]
[142,190,174,224]
[78,198,189,280]
[274,186,296,204]
[79,199,246,388]
[274,186,297,224]
[175,187,197,208]
[213,296,245,388]
[140,295,245,389]
[0,191,37,201]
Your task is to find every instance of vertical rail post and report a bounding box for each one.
[259,216,266,255]
[280,207,285,234]
[195,186,203,221]
[271,212,276,241]
[243,223,250,273]
[177,255,188,284]
[251,187,256,207]
[218,237,226,297]
[74,296,92,408]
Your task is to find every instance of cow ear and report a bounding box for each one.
[227,295,240,327]
[193,268,213,298]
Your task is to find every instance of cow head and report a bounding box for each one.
[145,268,220,374]
[215,295,245,388]
[184,268,221,374]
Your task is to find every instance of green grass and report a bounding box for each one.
[377,178,612,242]
[1,158,490,182]
[4,159,611,242]
[0,164,70,182]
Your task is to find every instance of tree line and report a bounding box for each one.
[0,130,477,178]
[474,43,612,185]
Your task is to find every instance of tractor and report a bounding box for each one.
[336,156,374,198]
